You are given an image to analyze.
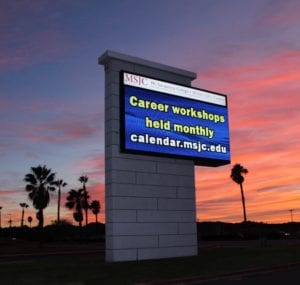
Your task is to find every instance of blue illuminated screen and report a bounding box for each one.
[121,72,230,166]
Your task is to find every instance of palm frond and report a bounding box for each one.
[24,173,37,185]
[47,172,56,184]
[79,175,88,184]
[65,201,75,209]
[48,186,56,192]
[230,163,248,185]
[25,184,35,192]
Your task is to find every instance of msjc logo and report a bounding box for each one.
[124,73,147,86]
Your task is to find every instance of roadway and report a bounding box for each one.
[193,267,299,285]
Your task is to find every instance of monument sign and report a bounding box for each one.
[99,51,230,262]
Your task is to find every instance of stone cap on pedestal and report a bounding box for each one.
[98,50,197,80]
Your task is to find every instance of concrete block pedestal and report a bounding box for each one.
[99,50,198,262]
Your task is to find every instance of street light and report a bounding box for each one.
[289,209,294,222]
[0,206,2,229]
[8,214,12,228]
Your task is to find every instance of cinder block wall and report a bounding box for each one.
[99,51,198,262]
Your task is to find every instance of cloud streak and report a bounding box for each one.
[195,46,300,223]
[0,1,82,73]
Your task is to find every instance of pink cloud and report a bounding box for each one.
[23,112,103,144]
[255,1,300,29]
[195,158,300,222]
[196,48,300,163]
[194,53,300,189]
[72,154,105,181]
[0,1,82,73]
[198,49,300,93]
[0,30,71,73]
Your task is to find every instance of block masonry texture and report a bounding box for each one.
[99,50,197,261]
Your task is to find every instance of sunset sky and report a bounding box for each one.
[0,0,299,227]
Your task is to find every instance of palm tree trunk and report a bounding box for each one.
[239,183,247,222]
[83,184,88,226]
[21,209,24,227]
[57,187,61,226]
[96,214,98,224]
[85,204,88,225]
[37,209,44,228]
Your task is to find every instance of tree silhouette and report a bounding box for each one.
[54,179,67,226]
[230,163,248,223]
[24,165,56,228]
[27,216,33,228]
[65,189,85,227]
[90,200,101,223]
[73,211,83,226]
[78,175,89,225]
[19,203,29,227]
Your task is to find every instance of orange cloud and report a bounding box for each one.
[194,47,300,223]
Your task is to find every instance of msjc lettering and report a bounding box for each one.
[124,73,147,87]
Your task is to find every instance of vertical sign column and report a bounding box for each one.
[99,50,198,262]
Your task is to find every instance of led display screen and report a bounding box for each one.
[120,71,230,166]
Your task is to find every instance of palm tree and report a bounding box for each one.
[19,203,29,227]
[0,206,2,229]
[54,179,67,226]
[27,216,33,228]
[73,211,83,226]
[24,165,56,228]
[230,163,248,223]
[78,175,89,225]
[65,189,85,227]
[90,200,101,223]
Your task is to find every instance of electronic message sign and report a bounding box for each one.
[121,71,230,166]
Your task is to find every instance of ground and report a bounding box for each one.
[0,238,299,284]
